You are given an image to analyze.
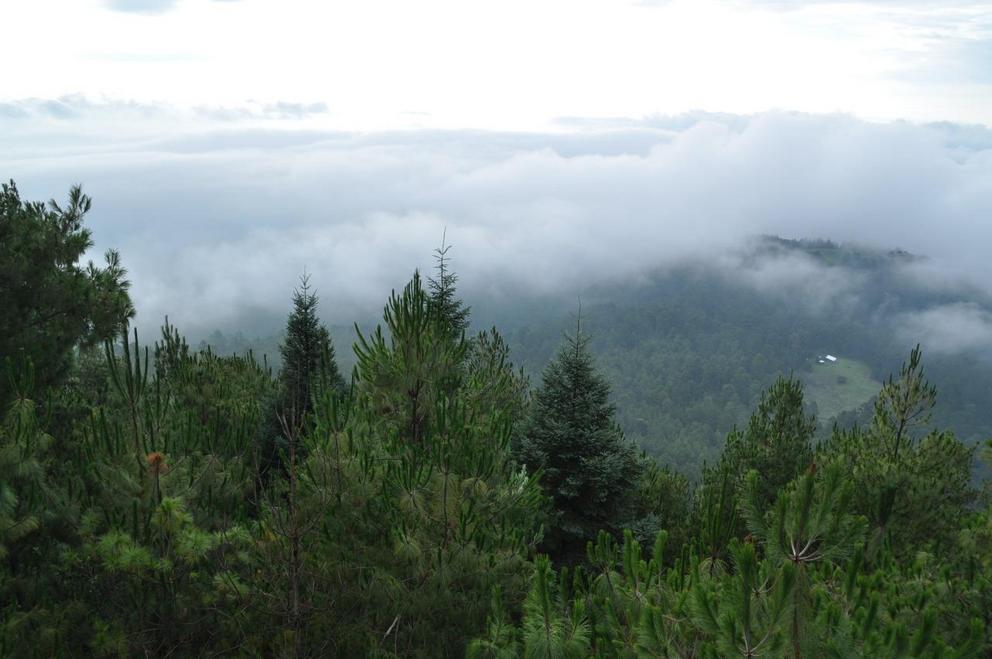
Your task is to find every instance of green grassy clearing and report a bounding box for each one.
[802,357,881,422]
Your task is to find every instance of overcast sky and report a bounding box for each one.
[4,0,992,128]
[3,0,992,350]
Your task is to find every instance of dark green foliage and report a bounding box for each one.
[478,459,988,658]
[740,464,868,656]
[627,457,694,563]
[474,347,989,657]
[872,344,937,462]
[279,273,344,420]
[517,322,642,562]
[0,181,133,406]
[466,587,520,659]
[0,321,271,657]
[694,375,816,567]
[3,184,991,657]
[822,346,976,558]
[273,271,543,656]
[695,465,739,575]
[428,234,471,340]
[720,375,816,509]
[691,538,795,658]
[354,272,467,445]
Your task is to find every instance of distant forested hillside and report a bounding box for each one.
[500,238,992,475]
[200,238,992,478]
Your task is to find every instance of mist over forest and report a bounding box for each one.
[6,0,992,656]
[5,103,992,345]
[13,103,991,472]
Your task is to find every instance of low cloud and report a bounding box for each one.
[105,0,179,14]
[105,0,240,13]
[896,303,992,355]
[725,1,991,9]
[716,247,870,317]
[3,104,992,350]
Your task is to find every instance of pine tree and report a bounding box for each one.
[520,556,590,659]
[739,463,868,657]
[714,375,816,519]
[695,375,816,559]
[822,346,975,558]
[0,181,133,406]
[354,271,467,445]
[871,344,936,462]
[427,232,471,340]
[279,273,343,423]
[517,320,642,562]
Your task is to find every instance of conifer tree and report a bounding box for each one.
[279,273,343,422]
[519,556,590,658]
[740,463,868,657]
[0,181,133,406]
[699,375,816,548]
[355,271,467,445]
[822,346,975,558]
[718,375,815,511]
[518,320,641,562]
[427,232,471,340]
[871,344,936,462]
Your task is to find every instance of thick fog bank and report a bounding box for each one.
[3,103,991,352]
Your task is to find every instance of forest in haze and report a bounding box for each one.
[201,237,992,480]
[3,180,992,658]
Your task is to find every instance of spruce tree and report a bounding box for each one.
[427,233,471,340]
[279,273,343,422]
[518,321,641,562]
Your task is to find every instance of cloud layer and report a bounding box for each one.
[105,0,238,14]
[105,0,178,14]
[896,303,992,355]
[3,104,991,353]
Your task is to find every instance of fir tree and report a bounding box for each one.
[279,273,343,422]
[427,232,471,340]
[517,320,642,562]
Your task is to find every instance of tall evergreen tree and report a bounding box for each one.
[279,273,343,422]
[822,346,975,558]
[517,320,641,562]
[0,181,133,405]
[714,375,816,515]
[427,232,471,339]
[695,375,816,566]
[871,344,936,462]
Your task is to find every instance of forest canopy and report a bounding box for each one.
[1,183,990,657]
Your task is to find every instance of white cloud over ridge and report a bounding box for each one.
[3,105,992,354]
[896,303,992,355]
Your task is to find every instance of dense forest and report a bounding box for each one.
[202,238,992,479]
[3,181,991,657]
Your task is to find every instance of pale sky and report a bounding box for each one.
[3,0,992,129]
